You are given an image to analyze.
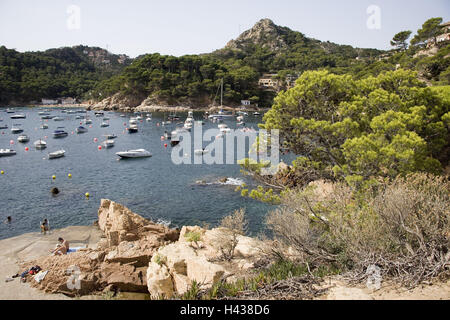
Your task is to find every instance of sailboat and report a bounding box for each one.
[208,79,233,119]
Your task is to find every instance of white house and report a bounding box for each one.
[41,99,59,105]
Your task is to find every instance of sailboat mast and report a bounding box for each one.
[220,78,223,107]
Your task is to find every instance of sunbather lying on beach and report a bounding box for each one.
[50,237,69,255]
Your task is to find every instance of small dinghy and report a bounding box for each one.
[53,117,64,121]
[34,139,47,149]
[17,134,30,143]
[76,126,88,133]
[103,134,117,139]
[52,128,68,138]
[40,123,49,129]
[116,149,152,158]
[0,149,16,157]
[48,149,65,159]
[100,122,109,127]
[11,125,23,134]
[102,140,115,148]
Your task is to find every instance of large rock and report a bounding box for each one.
[97,199,179,246]
[146,262,174,299]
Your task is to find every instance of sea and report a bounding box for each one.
[0,107,293,240]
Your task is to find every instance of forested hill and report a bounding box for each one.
[90,19,386,108]
[1,18,448,107]
[0,45,131,104]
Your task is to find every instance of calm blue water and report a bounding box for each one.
[0,107,289,240]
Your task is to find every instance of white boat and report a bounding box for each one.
[84,119,92,124]
[253,112,261,116]
[75,115,84,119]
[48,149,65,159]
[128,124,138,133]
[164,131,171,140]
[100,122,109,127]
[237,116,244,122]
[129,118,138,125]
[0,124,8,129]
[120,114,126,118]
[11,125,23,134]
[218,124,228,129]
[146,117,152,122]
[52,128,68,138]
[34,139,47,149]
[40,123,49,129]
[135,115,143,120]
[76,126,88,133]
[0,149,16,156]
[103,134,117,139]
[103,117,110,121]
[116,149,152,158]
[102,140,115,148]
[53,117,65,121]
[5,108,15,113]
[10,114,26,119]
[17,134,30,143]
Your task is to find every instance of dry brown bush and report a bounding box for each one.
[217,208,249,261]
[266,173,450,287]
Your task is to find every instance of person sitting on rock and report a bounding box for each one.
[40,219,49,235]
[50,237,69,255]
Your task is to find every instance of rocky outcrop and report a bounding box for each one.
[28,200,180,296]
[225,18,288,52]
[92,93,145,112]
[146,225,265,297]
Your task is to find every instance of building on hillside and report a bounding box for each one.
[61,97,77,105]
[41,99,59,105]
[258,74,279,90]
[285,74,298,89]
[241,100,251,106]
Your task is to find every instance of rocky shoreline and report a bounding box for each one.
[1,199,449,300]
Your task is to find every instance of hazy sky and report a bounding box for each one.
[0,0,449,57]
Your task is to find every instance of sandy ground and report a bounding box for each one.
[1,226,448,300]
[318,277,450,300]
[0,226,102,300]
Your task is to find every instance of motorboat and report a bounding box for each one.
[53,117,65,121]
[120,114,126,118]
[40,123,49,129]
[128,125,138,133]
[218,124,228,129]
[5,108,15,113]
[94,111,104,117]
[0,124,8,129]
[102,140,115,148]
[103,134,117,139]
[194,149,209,155]
[11,125,23,134]
[237,111,248,116]
[129,118,138,125]
[17,134,30,143]
[0,149,16,156]
[52,128,68,138]
[34,139,47,149]
[48,149,65,159]
[84,118,92,124]
[253,112,261,116]
[116,149,152,158]
[164,131,171,140]
[237,116,244,122]
[40,115,54,120]
[76,126,88,133]
[100,121,109,127]
[135,115,143,121]
[103,117,110,121]
[38,111,51,116]
[10,114,26,119]
[146,117,152,122]
[75,115,84,120]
